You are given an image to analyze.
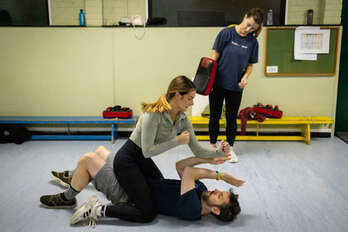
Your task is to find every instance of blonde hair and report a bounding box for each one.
[141,75,196,113]
[141,94,172,113]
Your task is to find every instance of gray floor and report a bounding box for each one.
[0,138,347,232]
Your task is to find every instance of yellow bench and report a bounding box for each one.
[188,116,334,144]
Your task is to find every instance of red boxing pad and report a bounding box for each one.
[103,110,133,118]
[103,105,133,118]
[193,57,217,95]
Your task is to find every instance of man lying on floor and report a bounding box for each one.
[40,146,245,226]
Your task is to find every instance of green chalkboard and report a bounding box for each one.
[265,26,340,76]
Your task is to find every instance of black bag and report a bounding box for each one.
[0,124,31,144]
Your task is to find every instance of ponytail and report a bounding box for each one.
[141,94,172,113]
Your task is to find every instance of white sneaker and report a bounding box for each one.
[229,148,238,163]
[70,195,101,226]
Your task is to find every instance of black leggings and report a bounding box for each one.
[209,85,243,146]
[105,139,164,223]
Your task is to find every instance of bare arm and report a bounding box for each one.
[176,156,230,179]
[242,63,253,80]
[180,167,245,195]
[239,64,253,88]
[211,49,220,61]
[184,117,231,158]
[176,157,206,179]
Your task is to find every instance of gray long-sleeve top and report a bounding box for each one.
[129,111,223,158]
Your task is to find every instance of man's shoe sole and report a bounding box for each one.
[41,202,77,209]
[51,173,70,188]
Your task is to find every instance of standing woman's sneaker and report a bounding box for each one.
[229,148,238,163]
[51,170,72,188]
[40,193,77,209]
[70,195,102,227]
[218,141,238,163]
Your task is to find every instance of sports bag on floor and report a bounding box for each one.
[0,124,31,144]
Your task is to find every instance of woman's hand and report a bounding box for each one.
[218,141,231,156]
[238,77,248,88]
[177,130,190,144]
[221,173,246,187]
[209,156,231,165]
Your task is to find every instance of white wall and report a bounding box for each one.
[0,27,341,121]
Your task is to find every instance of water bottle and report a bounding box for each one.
[267,9,273,26]
[79,9,85,26]
[307,9,313,25]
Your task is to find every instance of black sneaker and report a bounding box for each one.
[40,193,77,209]
[51,170,72,188]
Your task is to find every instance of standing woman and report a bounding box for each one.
[209,8,264,162]
[107,75,231,223]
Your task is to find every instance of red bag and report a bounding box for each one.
[103,105,133,118]
[253,103,283,118]
[193,57,217,95]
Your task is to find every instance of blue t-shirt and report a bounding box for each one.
[147,179,207,221]
[213,27,259,92]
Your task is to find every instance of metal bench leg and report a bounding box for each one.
[330,124,335,138]
[111,124,115,144]
[111,124,118,144]
[302,124,311,144]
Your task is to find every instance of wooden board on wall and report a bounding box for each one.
[264,26,340,77]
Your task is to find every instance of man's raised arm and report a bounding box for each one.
[176,157,245,195]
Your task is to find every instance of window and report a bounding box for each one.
[149,0,286,26]
[0,0,49,26]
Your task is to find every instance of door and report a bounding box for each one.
[335,0,348,132]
